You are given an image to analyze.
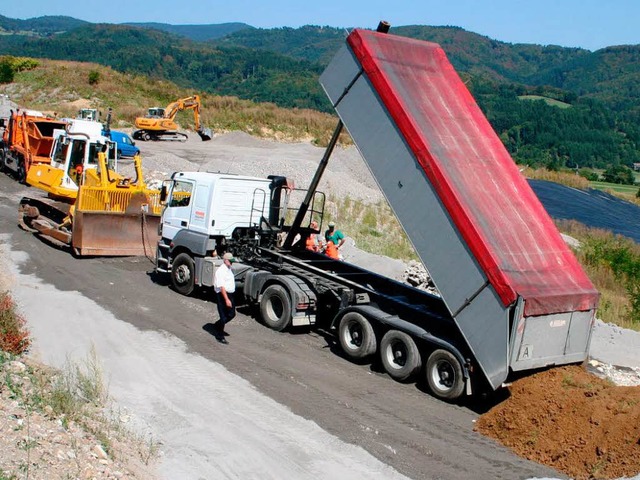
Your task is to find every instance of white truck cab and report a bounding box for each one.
[156,172,291,295]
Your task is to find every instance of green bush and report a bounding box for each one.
[582,237,640,325]
[88,70,100,85]
[578,168,600,182]
[0,59,14,83]
[0,56,39,83]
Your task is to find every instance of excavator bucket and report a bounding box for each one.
[72,191,161,256]
[197,127,213,141]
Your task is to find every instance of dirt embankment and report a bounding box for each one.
[476,365,640,480]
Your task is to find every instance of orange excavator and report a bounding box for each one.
[133,95,212,142]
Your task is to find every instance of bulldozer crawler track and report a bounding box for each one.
[19,197,70,225]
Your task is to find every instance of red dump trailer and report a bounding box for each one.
[319,27,599,391]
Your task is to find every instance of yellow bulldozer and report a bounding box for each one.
[19,119,162,257]
[133,95,212,142]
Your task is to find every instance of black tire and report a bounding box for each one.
[171,253,195,296]
[426,349,465,401]
[259,284,292,331]
[17,157,26,184]
[380,330,421,382]
[338,312,377,360]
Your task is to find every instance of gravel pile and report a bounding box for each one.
[129,130,384,203]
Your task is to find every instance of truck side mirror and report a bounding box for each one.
[160,185,167,203]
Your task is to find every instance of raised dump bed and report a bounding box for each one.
[320,29,599,389]
[15,113,67,164]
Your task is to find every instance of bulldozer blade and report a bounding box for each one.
[197,127,213,141]
[72,210,161,257]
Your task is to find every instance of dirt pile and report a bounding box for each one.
[476,365,640,480]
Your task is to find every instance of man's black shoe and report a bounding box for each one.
[216,336,229,344]
[221,330,230,336]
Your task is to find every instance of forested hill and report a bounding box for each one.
[0,16,639,171]
[123,22,252,41]
[0,15,88,34]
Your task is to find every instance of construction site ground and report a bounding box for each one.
[0,131,639,479]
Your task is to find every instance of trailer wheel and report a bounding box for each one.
[171,253,195,296]
[426,349,465,401]
[380,330,421,382]
[260,284,292,331]
[338,312,376,360]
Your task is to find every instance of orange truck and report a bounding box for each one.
[0,109,67,183]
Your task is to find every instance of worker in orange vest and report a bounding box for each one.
[324,240,340,260]
[305,235,318,252]
[74,162,84,185]
[305,220,323,252]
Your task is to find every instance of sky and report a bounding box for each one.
[1,0,639,51]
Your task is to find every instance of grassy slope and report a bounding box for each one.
[1,59,340,145]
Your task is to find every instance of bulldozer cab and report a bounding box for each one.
[78,109,100,122]
[51,132,117,189]
[67,140,86,186]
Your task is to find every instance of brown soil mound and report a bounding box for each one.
[475,365,640,480]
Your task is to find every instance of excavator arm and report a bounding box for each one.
[134,95,212,141]
[164,95,210,140]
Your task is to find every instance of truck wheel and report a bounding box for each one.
[426,349,465,401]
[17,159,26,184]
[338,312,376,360]
[171,253,195,296]
[260,284,292,331]
[380,330,421,382]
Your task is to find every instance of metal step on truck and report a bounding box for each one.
[155,24,600,401]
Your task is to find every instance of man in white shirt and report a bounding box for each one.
[213,252,236,344]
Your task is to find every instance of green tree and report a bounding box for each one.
[0,59,13,83]
[602,165,635,185]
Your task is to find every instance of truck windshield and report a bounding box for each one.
[169,180,193,207]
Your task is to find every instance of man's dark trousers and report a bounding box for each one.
[215,292,236,334]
